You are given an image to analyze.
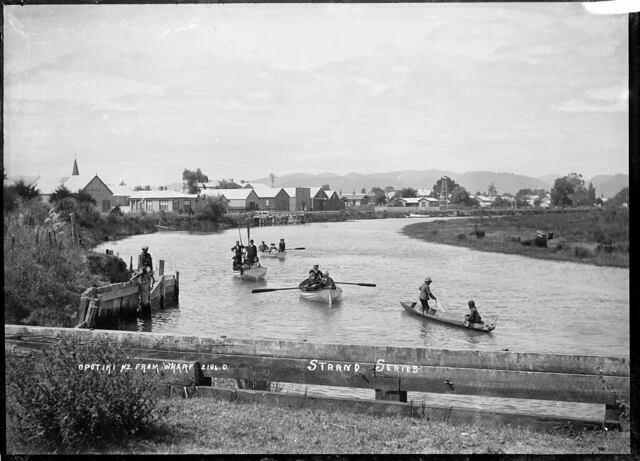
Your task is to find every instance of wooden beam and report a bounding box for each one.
[97,285,140,302]
[3,325,628,376]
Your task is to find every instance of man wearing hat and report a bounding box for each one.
[418,276,437,314]
[279,238,286,253]
[137,245,155,284]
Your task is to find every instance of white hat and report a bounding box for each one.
[424,276,432,282]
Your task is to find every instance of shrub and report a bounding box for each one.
[431,229,438,235]
[521,239,532,246]
[574,245,592,258]
[457,233,467,240]
[474,229,485,239]
[6,337,167,451]
[596,243,615,254]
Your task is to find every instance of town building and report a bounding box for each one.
[200,188,260,211]
[323,190,346,211]
[128,190,198,213]
[242,184,290,211]
[38,174,114,212]
[309,187,329,211]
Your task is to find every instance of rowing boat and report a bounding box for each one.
[400,301,496,332]
[235,265,268,281]
[260,250,286,260]
[300,286,343,304]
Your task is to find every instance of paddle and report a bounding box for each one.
[252,287,301,293]
[334,282,376,287]
[290,247,306,250]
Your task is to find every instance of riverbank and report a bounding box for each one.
[401,208,629,268]
[6,397,629,455]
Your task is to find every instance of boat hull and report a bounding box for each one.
[401,302,496,332]
[237,266,268,281]
[260,251,286,260]
[300,287,343,304]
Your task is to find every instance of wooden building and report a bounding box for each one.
[323,190,346,211]
[129,190,198,213]
[283,187,312,211]
[309,187,329,211]
[243,184,290,211]
[200,188,260,211]
[38,174,114,212]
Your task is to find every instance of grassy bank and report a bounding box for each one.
[6,397,629,455]
[402,208,628,268]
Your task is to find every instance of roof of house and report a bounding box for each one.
[282,187,297,197]
[108,185,135,196]
[129,190,197,200]
[36,174,112,195]
[324,189,338,198]
[342,194,366,200]
[200,188,257,200]
[309,187,329,198]
[246,185,289,198]
[4,175,40,187]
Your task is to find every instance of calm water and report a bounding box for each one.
[96,218,629,357]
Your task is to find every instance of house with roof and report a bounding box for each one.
[128,190,198,213]
[323,190,346,211]
[108,184,135,208]
[398,197,439,208]
[38,174,114,212]
[200,188,260,212]
[242,184,290,211]
[341,192,369,207]
[308,187,329,211]
[282,187,312,211]
[473,195,497,208]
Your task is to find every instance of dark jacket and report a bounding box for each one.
[279,241,286,252]
[247,244,258,262]
[466,306,482,324]
[138,251,153,272]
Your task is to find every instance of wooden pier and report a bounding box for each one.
[75,259,179,328]
[4,326,629,433]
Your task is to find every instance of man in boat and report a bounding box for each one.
[231,241,245,273]
[279,238,286,252]
[299,270,321,291]
[321,271,336,289]
[311,264,324,282]
[464,300,483,324]
[258,241,269,252]
[418,276,437,315]
[246,239,258,264]
[136,245,156,286]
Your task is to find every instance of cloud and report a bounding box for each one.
[553,85,628,112]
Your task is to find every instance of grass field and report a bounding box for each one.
[402,209,629,268]
[6,397,630,455]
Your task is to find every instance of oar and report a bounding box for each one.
[435,299,447,312]
[252,287,301,293]
[290,247,306,250]
[334,282,376,287]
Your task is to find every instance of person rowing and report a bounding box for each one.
[258,240,269,252]
[299,270,321,291]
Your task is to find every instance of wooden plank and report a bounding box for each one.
[97,285,139,302]
[3,326,628,377]
[192,387,606,433]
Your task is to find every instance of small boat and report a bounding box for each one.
[300,286,343,304]
[408,213,430,218]
[235,265,268,281]
[400,302,496,332]
[260,250,286,260]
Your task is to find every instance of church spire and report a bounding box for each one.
[72,156,79,176]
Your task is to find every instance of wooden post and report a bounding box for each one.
[129,256,133,272]
[35,227,39,246]
[140,278,151,315]
[86,301,98,329]
[77,296,91,324]
[159,260,165,277]
[160,277,166,309]
[174,271,179,299]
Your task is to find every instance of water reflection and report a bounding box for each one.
[96,218,629,356]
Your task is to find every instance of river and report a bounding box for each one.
[95,217,629,357]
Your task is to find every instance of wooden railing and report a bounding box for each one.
[4,326,629,432]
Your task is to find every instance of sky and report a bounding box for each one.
[3,3,630,187]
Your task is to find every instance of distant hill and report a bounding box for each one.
[588,174,628,199]
[252,170,554,196]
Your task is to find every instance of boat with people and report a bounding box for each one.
[260,250,287,260]
[400,301,497,332]
[237,265,267,281]
[299,286,343,304]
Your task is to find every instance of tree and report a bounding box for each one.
[487,182,497,197]
[322,184,331,191]
[400,188,417,198]
[182,168,210,194]
[194,195,227,220]
[450,186,474,206]
[587,182,596,206]
[551,173,587,207]
[431,177,461,198]
[11,179,40,201]
[491,196,511,208]
[610,187,629,206]
[49,185,74,203]
[215,179,241,189]
[370,187,387,206]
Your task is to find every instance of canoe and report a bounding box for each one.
[400,301,496,332]
[260,250,286,260]
[300,286,343,304]
[236,266,268,281]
